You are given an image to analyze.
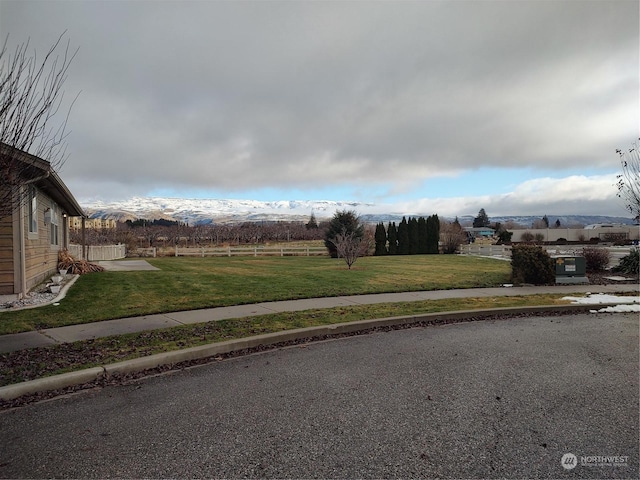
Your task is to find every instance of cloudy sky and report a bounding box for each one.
[1,0,638,218]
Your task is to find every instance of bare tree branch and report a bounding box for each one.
[329,228,371,269]
[440,219,467,254]
[616,138,640,221]
[0,32,79,219]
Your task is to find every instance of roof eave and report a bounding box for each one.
[1,142,85,217]
[37,171,85,217]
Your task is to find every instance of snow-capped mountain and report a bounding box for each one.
[81,196,637,227]
[82,197,379,225]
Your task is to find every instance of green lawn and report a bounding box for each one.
[0,255,510,334]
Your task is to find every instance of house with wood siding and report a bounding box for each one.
[0,143,84,301]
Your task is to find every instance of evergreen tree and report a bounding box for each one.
[387,222,398,255]
[324,210,364,258]
[374,222,387,255]
[473,208,490,228]
[497,230,513,243]
[426,214,440,253]
[408,217,419,254]
[555,219,561,228]
[417,216,428,254]
[306,212,318,230]
[542,215,549,228]
[397,217,410,255]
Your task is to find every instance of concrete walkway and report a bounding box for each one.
[97,260,160,271]
[1,284,637,354]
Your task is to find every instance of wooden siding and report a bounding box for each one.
[23,189,62,291]
[0,216,14,294]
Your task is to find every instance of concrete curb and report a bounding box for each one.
[0,303,630,401]
[52,274,81,304]
[0,367,105,400]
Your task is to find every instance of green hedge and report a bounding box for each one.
[511,245,555,285]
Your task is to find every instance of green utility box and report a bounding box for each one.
[553,256,589,284]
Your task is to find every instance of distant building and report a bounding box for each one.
[510,225,639,242]
[584,223,624,229]
[464,227,495,238]
[69,217,117,230]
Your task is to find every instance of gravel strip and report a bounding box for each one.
[0,274,76,311]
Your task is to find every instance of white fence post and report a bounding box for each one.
[68,244,125,261]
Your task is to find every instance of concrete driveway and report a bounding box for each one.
[97,259,160,271]
[0,312,637,478]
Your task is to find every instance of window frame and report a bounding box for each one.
[49,203,60,247]
[27,185,38,238]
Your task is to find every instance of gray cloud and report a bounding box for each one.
[1,0,637,207]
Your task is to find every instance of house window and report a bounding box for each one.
[50,204,59,246]
[28,186,37,234]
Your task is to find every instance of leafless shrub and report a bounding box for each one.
[581,247,611,272]
[521,232,535,243]
[440,220,466,254]
[329,228,371,269]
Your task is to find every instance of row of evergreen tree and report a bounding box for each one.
[374,215,440,255]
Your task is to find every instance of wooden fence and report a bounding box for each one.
[136,247,157,257]
[175,245,328,257]
[68,244,127,261]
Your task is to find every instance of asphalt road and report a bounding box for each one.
[0,312,638,479]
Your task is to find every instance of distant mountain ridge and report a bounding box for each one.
[82,196,637,227]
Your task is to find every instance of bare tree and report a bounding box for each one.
[0,32,79,218]
[616,139,640,221]
[503,219,526,229]
[440,219,467,254]
[531,219,547,229]
[330,228,372,269]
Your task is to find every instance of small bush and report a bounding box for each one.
[581,247,611,272]
[511,245,555,285]
[556,238,567,245]
[440,222,467,254]
[614,248,639,274]
[520,232,535,243]
[496,230,513,244]
[534,233,545,243]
